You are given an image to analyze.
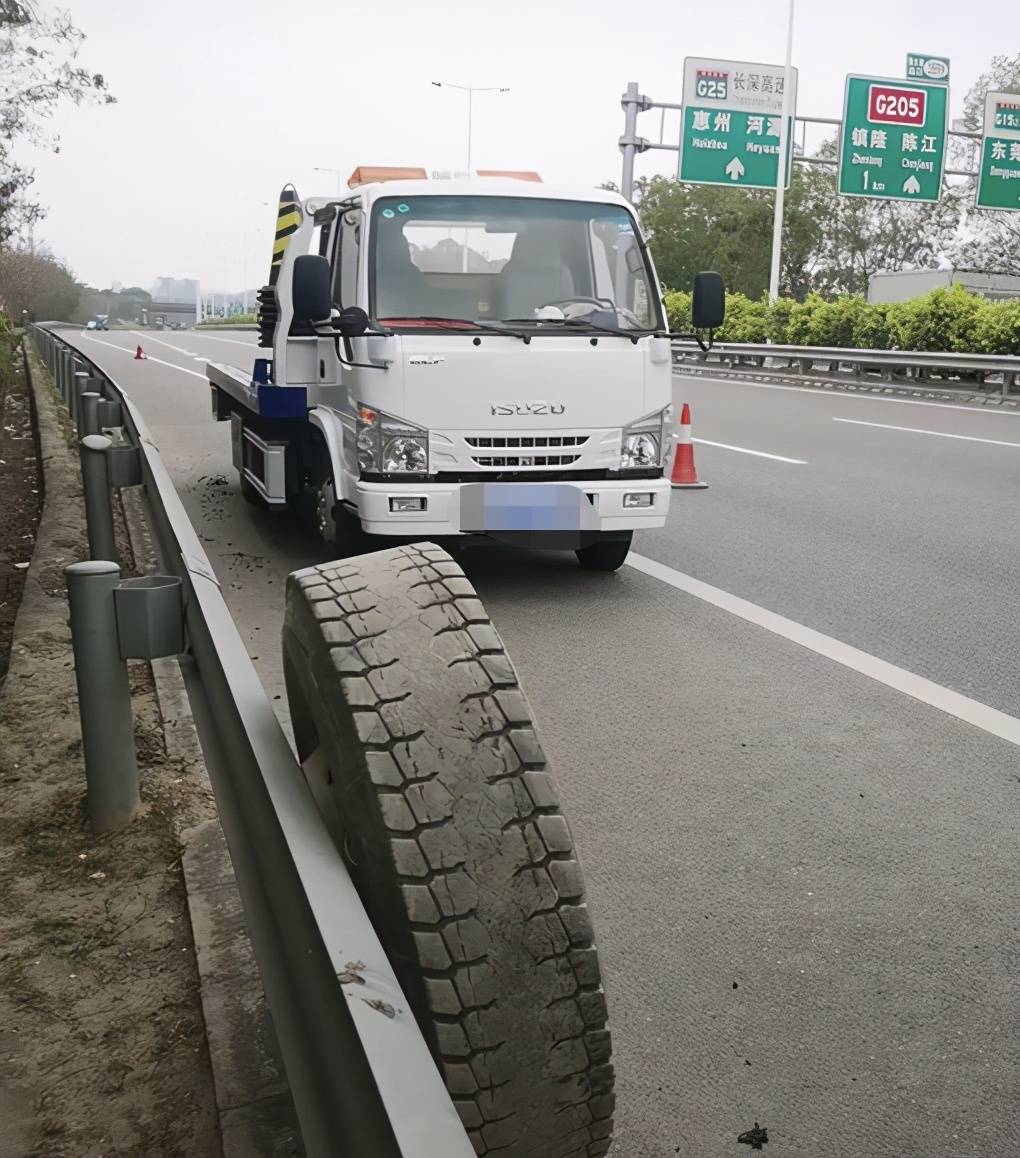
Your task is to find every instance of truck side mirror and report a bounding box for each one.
[692,271,725,330]
[336,306,369,338]
[292,254,333,322]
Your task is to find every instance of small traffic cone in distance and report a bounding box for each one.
[134,344,145,360]
[670,402,708,489]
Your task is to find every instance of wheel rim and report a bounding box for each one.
[315,479,336,542]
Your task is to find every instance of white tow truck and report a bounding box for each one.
[208,166,723,570]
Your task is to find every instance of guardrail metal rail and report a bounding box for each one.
[28,323,475,1158]
[672,338,1020,396]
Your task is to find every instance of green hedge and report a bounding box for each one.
[197,313,257,327]
[664,284,1020,355]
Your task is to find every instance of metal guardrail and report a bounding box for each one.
[671,339,1020,396]
[28,324,475,1158]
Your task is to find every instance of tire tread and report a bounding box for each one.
[283,543,613,1157]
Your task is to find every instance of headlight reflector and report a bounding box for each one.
[621,432,659,469]
[383,436,428,473]
[357,404,429,475]
[620,408,669,470]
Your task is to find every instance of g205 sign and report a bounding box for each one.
[838,74,948,202]
[868,85,927,126]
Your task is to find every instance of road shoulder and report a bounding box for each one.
[0,346,220,1156]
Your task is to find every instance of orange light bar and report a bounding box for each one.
[347,165,428,188]
[475,169,543,182]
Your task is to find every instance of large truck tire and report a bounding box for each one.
[282,542,614,1157]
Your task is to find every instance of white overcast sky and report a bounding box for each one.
[22,0,1020,292]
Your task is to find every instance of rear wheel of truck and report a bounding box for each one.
[282,543,614,1157]
[575,533,632,572]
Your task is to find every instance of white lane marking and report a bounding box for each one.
[129,331,193,352]
[693,437,807,464]
[79,334,207,380]
[180,331,259,348]
[676,371,1020,419]
[128,329,208,358]
[626,552,1020,750]
[833,416,1020,449]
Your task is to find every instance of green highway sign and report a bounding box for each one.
[906,53,949,84]
[838,75,948,202]
[678,57,797,190]
[976,91,1020,212]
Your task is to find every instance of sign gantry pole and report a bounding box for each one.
[768,0,796,304]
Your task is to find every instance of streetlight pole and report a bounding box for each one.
[430,81,510,174]
[432,81,510,273]
[768,0,796,304]
[314,166,344,195]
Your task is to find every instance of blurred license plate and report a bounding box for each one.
[460,483,596,532]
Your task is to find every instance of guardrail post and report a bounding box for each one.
[64,352,76,403]
[56,348,68,400]
[79,434,118,563]
[63,351,75,403]
[73,370,92,430]
[80,392,102,438]
[65,561,141,833]
[97,399,122,428]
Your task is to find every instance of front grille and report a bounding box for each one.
[465,435,589,449]
[471,453,582,468]
[434,467,662,483]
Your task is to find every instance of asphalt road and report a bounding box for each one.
[64,327,1019,1158]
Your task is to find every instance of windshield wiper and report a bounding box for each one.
[502,316,666,343]
[376,316,531,343]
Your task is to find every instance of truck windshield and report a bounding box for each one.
[369,194,661,331]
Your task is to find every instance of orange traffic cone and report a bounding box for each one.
[134,345,145,360]
[670,403,707,489]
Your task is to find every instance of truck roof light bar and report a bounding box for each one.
[347,166,542,187]
[348,166,428,187]
[474,169,542,182]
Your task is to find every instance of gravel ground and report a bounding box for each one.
[0,337,43,682]
[0,347,220,1158]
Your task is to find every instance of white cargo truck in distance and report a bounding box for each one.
[208,167,724,570]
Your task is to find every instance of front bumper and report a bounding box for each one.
[353,477,670,538]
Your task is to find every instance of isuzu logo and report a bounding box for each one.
[491,401,566,416]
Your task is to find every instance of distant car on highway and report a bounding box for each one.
[85,320,97,330]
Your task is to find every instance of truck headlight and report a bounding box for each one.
[621,432,659,468]
[383,436,428,473]
[357,404,429,475]
[620,409,668,470]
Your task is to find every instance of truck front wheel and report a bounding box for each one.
[575,533,632,572]
[313,476,370,557]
